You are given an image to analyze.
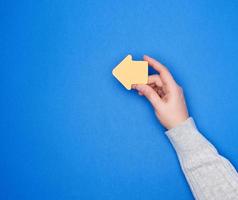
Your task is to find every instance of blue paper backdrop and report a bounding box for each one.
[1,0,238,199]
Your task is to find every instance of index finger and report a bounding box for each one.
[132,84,162,110]
[144,55,176,88]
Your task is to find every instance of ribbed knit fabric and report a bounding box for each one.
[165,117,238,200]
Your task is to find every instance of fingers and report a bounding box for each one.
[147,75,166,98]
[144,55,176,88]
[148,75,163,87]
[132,84,162,109]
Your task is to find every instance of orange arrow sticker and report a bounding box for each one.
[112,55,148,90]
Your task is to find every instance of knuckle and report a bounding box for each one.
[142,88,150,96]
[174,85,182,94]
[143,87,149,93]
[163,67,169,73]
[147,91,154,99]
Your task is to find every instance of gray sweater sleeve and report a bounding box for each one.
[165,117,238,200]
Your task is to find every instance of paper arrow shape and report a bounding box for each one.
[112,55,148,90]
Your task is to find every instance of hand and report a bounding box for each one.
[132,55,189,130]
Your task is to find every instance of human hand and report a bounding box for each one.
[132,55,189,130]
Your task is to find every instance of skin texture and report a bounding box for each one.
[132,55,189,130]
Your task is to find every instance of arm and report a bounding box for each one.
[132,55,238,200]
[166,118,238,200]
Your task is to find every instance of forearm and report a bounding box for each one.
[166,118,238,200]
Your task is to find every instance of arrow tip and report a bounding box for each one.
[112,54,132,75]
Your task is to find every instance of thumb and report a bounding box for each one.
[132,84,162,110]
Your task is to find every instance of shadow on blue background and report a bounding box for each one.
[1,0,238,199]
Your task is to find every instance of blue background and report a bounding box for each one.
[1,0,238,199]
